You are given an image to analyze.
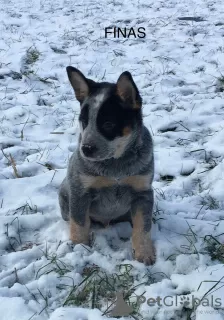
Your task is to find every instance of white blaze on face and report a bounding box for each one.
[92,90,107,110]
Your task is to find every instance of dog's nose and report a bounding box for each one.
[82,144,97,157]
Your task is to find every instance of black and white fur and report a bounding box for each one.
[59,66,155,265]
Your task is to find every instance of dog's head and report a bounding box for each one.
[66,66,143,161]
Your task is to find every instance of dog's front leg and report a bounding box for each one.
[69,192,91,246]
[131,189,155,265]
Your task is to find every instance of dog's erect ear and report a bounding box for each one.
[66,66,90,103]
[116,71,142,109]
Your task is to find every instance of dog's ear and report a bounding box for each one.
[116,71,142,109]
[66,66,90,103]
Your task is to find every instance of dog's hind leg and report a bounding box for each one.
[59,179,69,221]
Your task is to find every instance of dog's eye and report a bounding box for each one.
[102,122,116,131]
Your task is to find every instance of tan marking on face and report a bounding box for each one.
[70,216,90,245]
[113,135,131,158]
[122,174,151,191]
[132,210,155,265]
[122,126,132,136]
[133,100,141,109]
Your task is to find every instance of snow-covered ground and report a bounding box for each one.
[1,0,224,319]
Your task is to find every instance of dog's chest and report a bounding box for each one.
[80,173,150,222]
[90,182,132,222]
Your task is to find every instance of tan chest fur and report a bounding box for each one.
[80,173,151,192]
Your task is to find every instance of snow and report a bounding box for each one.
[0,0,224,319]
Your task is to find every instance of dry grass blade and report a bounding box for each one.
[1,149,21,178]
[9,153,21,178]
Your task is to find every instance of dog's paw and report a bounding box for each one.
[69,236,90,247]
[133,241,156,266]
[69,232,90,246]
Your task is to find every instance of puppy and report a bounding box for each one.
[59,66,155,265]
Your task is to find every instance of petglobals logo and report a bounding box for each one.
[109,291,222,318]
[136,294,222,308]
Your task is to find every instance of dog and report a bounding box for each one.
[59,66,155,265]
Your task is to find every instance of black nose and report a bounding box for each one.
[82,144,97,157]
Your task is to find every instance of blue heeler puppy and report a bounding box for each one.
[59,67,155,265]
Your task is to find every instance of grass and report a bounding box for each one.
[62,264,142,313]
[36,252,72,278]
[36,161,54,170]
[3,201,40,252]
[20,46,55,85]
[199,194,220,210]
[36,261,166,318]
[13,201,38,215]
[36,245,223,320]
[32,245,209,320]
[5,217,22,252]
[1,148,21,178]
[34,256,152,318]
[61,263,169,320]
[164,222,200,261]
[204,235,224,263]
[18,237,224,319]
[162,218,224,264]
[23,47,40,66]
[216,76,224,92]
[160,175,174,182]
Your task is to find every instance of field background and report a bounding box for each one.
[0,0,224,319]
